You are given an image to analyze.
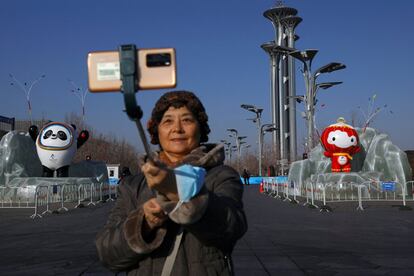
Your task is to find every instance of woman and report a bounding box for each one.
[96,90,247,275]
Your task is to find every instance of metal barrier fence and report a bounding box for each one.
[261,178,414,212]
[0,182,117,219]
[263,177,300,204]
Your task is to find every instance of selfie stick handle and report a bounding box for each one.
[119,44,155,162]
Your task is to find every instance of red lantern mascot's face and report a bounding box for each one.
[320,117,361,173]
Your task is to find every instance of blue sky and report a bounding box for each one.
[1,0,413,155]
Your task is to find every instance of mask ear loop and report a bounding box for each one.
[168,201,183,215]
[167,167,185,215]
[168,165,206,216]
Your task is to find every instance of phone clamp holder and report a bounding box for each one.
[119,44,154,161]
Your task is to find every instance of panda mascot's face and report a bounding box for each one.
[36,122,77,170]
[39,124,73,149]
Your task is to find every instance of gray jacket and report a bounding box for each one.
[95,144,247,275]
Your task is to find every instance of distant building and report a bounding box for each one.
[0,115,15,140]
[14,119,51,132]
[106,164,120,185]
[0,117,53,141]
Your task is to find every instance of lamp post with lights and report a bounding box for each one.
[289,49,346,151]
[241,104,263,175]
[227,128,247,173]
[220,139,232,161]
[9,73,46,124]
[259,123,278,176]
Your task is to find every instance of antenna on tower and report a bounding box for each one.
[275,0,284,7]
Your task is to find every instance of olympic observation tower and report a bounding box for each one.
[262,1,302,168]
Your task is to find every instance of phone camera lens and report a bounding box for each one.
[146,53,171,67]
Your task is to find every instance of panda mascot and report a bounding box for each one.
[29,122,89,177]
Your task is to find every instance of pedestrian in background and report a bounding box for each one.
[117,166,131,184]
[242,168,250,185]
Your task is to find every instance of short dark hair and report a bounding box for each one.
[147,90,210,145]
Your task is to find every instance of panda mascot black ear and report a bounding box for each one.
[71,124,77,131]
[28,125,38,142]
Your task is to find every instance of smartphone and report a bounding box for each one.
[87,48,176,92]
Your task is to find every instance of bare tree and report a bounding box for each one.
[65,113,142,174]
[349,108,365,128]
[357,94,392,132]
[240,150,258,176]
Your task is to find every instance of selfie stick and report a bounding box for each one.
[119,44,155,162]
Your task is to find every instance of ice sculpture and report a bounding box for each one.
[288,127,412,194]
[0,131,109,203]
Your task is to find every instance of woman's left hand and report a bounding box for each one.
[143,198,168,229]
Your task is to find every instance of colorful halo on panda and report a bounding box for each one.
[37,122,75,151]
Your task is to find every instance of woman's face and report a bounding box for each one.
[158,106,201,162]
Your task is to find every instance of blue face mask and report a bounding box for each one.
[173,164,206,203]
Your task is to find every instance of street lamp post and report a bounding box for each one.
[230,146,238,162]
[240,143,250,169]
[220,139,232,161]
[241,104,263,176]
[288,49,318,152]
[316,81,343,91]
[312,64,345,99]
[241,143,251,153]
[259,123,278,176]
[227,128,239,151]
[311,63,346,148]
[288,80,343,144]
[9,74,46,124]
[227,128,247,173]
[68,79,88,128]
[312,81,343,130]
[289,82,343,107]
[239,141,246,156]
[289,50,346,152]
[237,136,247,173]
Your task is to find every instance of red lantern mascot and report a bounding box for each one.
[320,117,361,173]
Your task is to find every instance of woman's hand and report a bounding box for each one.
[143,198,168,230]
[141,160,179,201]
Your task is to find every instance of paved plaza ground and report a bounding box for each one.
[0,185,413,275]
